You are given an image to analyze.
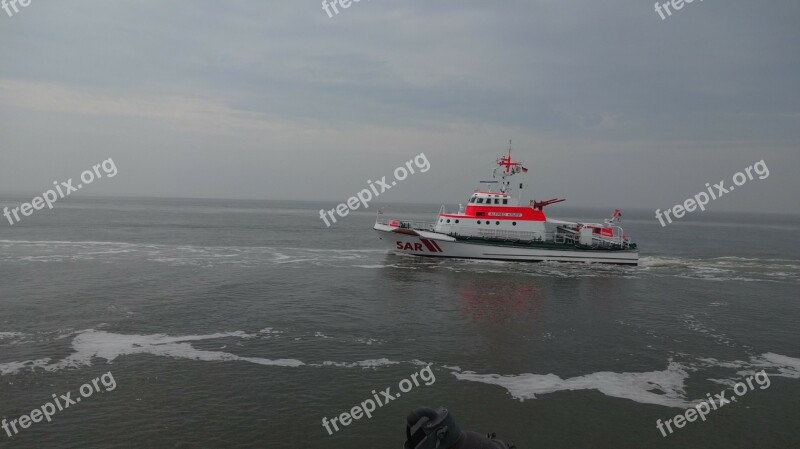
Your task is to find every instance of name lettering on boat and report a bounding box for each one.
[488,212,523,217]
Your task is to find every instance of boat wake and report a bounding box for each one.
[639,255,800,283]
[370,253,800,283]
[2,240,797,282]
[0,239,383,268]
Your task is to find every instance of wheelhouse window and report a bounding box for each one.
[503,199,508,204]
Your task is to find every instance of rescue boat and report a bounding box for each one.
[373,143,639,265]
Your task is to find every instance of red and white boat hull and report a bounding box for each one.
[375,225,639,266]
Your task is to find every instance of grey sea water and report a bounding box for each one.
[0,196,798,448]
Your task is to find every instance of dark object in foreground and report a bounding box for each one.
[404,407,516,449]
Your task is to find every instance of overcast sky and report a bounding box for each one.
[1,0,798,213]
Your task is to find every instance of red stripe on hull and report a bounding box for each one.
[419,238,439,252]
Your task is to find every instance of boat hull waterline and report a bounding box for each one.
[375,225,639,266]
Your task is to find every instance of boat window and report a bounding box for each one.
[503,199,508,204]
[469,197,476,203]
[446,219,451,223]
[493,199,499,204]
[512,222,517,226]
[455,220,459,223]
[477,221,481,224]
[496,221,500,225]
[477,198,484,204]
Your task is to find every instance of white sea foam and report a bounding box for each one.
[638,255,800,283]
[454,361,692,408]
[0,330,302,375]
[693,357,745,369]
[409,359,432,367]
[683,315,736,348]
[0,328,412,374]
[356,358,400,368]
[747,353,800,378]
[0,332,24,339]
[0,358,51,375]
[321,358,400,369]
[454,352,800,408]
[638,256,686,269]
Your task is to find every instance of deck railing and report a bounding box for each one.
[375,217,436,232]
[475,228,544,241]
